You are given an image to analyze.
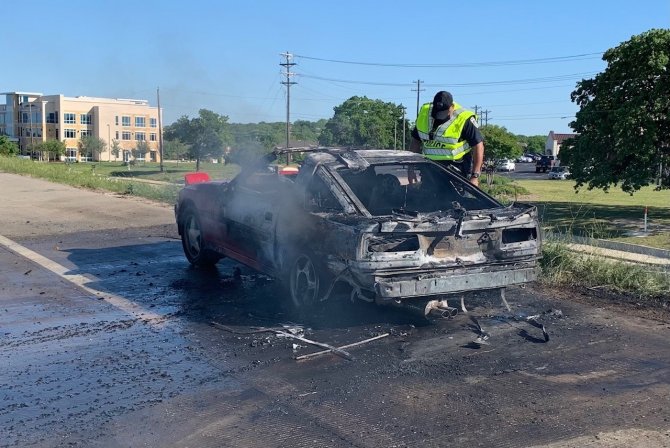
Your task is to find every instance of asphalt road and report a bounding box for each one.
[1,172,669,448]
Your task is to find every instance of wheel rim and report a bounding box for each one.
[184,214,202,258]
[290,254,319,307]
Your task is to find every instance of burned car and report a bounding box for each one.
[175,148,541,317]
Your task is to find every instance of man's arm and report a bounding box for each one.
[469,141,484,186]
[409,136,422,153]
[461,116,485,186]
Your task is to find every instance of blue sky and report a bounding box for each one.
[2,0,668,136]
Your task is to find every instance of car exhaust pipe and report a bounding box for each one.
[427,299,458,318]
[391,299,458,319]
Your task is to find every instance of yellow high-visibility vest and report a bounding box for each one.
[415,102,476,161]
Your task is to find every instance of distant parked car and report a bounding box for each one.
[536,155,556,173]
[516,155,533,163]
[548,166,570,180]
[496,159,516,172]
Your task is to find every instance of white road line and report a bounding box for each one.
[0,233,168,326]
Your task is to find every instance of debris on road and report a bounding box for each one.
[210,321,354,361]
[295,333,390,361]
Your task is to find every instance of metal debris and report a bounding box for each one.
[210,321,354,361]
[469,316,491,345]
[295,333,389,361]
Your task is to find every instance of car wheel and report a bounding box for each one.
[181,208,220,267]
[287,251,327,312]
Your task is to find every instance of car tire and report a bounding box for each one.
[285,251,328,313]
[181,208,221,267]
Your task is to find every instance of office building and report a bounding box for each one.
[0,91,161,162]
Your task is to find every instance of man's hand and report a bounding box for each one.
[469,176,480,187]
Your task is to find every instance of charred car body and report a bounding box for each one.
[175,148,541,317]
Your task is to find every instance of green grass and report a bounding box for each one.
[0,156,182,203]
[540,241,670,303]
[62,160,241,183]
[480,174,530,203]
[516,179,670,249]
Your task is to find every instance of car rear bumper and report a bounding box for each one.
[373,265,538,301]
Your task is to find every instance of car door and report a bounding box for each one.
[218,168,281,273]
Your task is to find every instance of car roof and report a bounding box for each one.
[301,147,427,171]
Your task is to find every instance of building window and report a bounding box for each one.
[64,129,76,138]
[66,148,77,162]
[135,116,146,127]
[122,116,131,127]
[80,114,92,125]
[47,112,58,124]
[64,113,76,124]
[115,116,119,126]
[150,118,157,128]
[149,133,157,141]
[135,132,146,141]
[115,131,119,139]
[122,131,131,140]
[80,129,91,137]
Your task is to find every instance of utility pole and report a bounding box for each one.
[472,105,480,118]
[157,87,164,172]
[482,109,491,126]
[280,51,296,164]
[412,80,424,118]
[402,105,406,151]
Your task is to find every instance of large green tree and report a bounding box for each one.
[164,109,232,171]
[562,29,670,193]
[319,96,408,149]
[0,135,18,156]
[481,125,522,160]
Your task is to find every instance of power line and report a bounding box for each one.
[294,52,603,68]
[297,72,597,88]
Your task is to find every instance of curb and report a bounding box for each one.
[545,232,670,260]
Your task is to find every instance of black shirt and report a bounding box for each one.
[411,115,484,147]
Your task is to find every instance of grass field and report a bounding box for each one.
[515,179,670,249]
[63,160,240,183]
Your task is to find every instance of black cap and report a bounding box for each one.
[431,91,453,120]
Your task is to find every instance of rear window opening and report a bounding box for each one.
[339,163,498,216]
[367,235,420,253]
[502,228,537,244]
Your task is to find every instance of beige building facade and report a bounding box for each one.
[0,91,161,163]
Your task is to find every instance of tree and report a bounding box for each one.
[518,135,546,154]
[0,135,18,156]
[563,29,670,193]
[319,96,408,149]
[134,140,150,162]
[291,119,326,142]
[34,140,66,160]
[481,125,522,161]
[164,109,232,171]
[163,139,189,161]
[110,139,122,160]
[78,135,107,161]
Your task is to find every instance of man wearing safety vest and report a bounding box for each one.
[410,91,485,187]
